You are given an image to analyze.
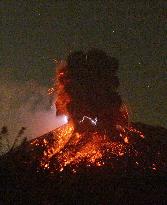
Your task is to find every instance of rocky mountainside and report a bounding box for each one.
[1,122,167,204]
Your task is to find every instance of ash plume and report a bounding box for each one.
[55,48,128,135]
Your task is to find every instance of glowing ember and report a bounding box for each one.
[30,119,146,173]
[28,49,166,174]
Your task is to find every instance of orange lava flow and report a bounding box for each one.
[30,120,145,173]
[30,61,148,173]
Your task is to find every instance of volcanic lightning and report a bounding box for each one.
[28,49,166,174]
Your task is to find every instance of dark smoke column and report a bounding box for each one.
[55,48,128,137]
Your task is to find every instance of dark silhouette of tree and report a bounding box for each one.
[0,126,27,155]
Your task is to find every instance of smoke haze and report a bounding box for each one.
[0,68,65,144]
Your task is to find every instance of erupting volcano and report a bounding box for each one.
[19,49,167,174]
[2,48,167,205]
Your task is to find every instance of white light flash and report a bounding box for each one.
[63,115,68,124]
[79,116,97,126]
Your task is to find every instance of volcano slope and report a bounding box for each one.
[1,122,167,205]
[1,48,167,204]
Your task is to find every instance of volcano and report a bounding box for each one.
[1,122,167,205]
[1,48,167,204]
[10,120,167,175]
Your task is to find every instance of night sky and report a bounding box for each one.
[0,1,166,132]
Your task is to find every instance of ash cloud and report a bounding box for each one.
[0,68,65,143]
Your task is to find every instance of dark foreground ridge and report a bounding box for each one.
[1,122,167,205]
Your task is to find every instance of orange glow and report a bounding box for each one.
[29,60,148,173]
[124,136,129,144]
[30,118,146,172]
[48,87,55,95]
[55,64,71,116]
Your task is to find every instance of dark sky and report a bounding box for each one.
[0,1,167,128]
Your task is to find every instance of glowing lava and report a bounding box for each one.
[30,119,145,173]
[28,49,165,174]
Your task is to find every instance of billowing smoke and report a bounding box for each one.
[0,68,66,145]
[55,48,128,135]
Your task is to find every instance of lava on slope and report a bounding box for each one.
[26,49,167,174]
[29,118,158,174]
